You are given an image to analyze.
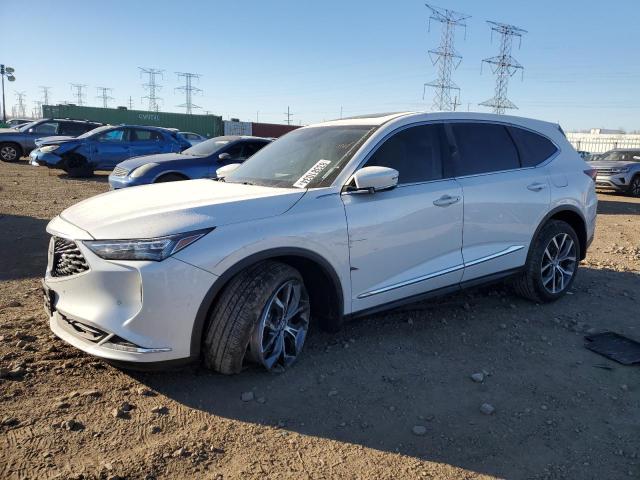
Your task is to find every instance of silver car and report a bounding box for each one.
[590,149,640,197]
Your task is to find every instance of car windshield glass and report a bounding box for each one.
[598,151,640,162]
[225,125,376,188]
[18,121,38,132]
[183,138,230,156]
[78,125,113,139]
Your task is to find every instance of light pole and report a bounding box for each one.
[1,64,16,122]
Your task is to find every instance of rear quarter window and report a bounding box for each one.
[508,126,558,167]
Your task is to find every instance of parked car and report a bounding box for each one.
[30,125,191,177]
[0,118,102,162]
[178,131,207,146]
[6,118,32,128]
[590,148,640,196]
[42,112,597,374]
[108,136,272,189]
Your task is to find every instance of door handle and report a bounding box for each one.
[433,194,461,207]
[527,182,547,192]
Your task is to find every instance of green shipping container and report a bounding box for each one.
[42,105,223,138]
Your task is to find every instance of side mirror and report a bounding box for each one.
[345,166,399,193]
[217,152,231,162]
[216,163,241,178]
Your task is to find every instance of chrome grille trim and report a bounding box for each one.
[112,166,129,177]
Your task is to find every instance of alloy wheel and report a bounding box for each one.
[0,145,18,161]
[540,233,577,294]
[631,178,640,197]
[248,279,310,370]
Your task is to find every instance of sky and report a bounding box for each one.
[2,0,640,131]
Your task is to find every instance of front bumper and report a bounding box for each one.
[29,149,64,168]
[595,174,630,192]
[44,234,218,364]
[108,174,147,189]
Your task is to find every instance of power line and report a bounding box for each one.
[479,21,527,115]
[14,91,27,117]
[33,100,43,118]
[39,86,51,106]
[284,106,293,125]
[96,86,114,108]
[139,67,164,112]
[128,96,134,109]
[70,83,87,106]
[423,3,470,112]
[175,72,202,114]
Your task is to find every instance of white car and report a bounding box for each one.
[43,112,598,374]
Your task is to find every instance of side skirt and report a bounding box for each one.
[346,267,524,320]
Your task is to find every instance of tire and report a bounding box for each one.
[0,143,21,162]
[154,173,188,183]
[64,153,94,178]
[203,261,311,374]
[629,175,640,198]
[513,220,580,303]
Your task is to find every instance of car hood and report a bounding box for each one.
[116,152,190,171]
[57,179,305,239]
[590,160,638,169]
[36,136,76,146]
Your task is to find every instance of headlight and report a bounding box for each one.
[130,163,158,178]
[611,167,630,174]
[40,145,59,153]
[83,228,212,261]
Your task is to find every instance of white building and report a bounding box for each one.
[566,131,640,153]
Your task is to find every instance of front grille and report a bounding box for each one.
[112,166,129,177]
[51,237,90,277]
[596,168,615,175]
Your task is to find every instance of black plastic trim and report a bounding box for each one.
[529,204,589,261]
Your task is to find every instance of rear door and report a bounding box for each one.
[129,128,167,157]
[342,123,464,312]
[91,128,131,169]
[446,122,552,282]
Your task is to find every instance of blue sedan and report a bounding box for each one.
[30,125,191,177]
[108,136,272,189]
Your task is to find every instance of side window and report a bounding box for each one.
[59,122,88,136]
[97,129,126,142]
[224,143,244,160]
[32,122,58,135]
[131,129,163,141]
[242,142,268,158]
[363,124,446,184]
[508,127,558,167]
[449,123,519,176]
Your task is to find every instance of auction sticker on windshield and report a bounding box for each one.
[293,159,332,188]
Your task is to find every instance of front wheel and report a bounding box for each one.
[629,176,640,197]
[513,220,580,303]
[64,153,94,178]
[0,143,21,162]
[203,261,311,374]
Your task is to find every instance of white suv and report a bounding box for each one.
[43,112,598,374]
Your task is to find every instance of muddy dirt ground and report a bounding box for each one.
[1,160,639,480]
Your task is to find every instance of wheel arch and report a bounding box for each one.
[531,205,588,261]
[190,247,344,358]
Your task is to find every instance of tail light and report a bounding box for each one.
[583,168,597,182]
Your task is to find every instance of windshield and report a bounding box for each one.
[225,125,376,188]
[78,125,113,139]
[183,137,231,156]
[597,151,640,162]
[18,121,39,132]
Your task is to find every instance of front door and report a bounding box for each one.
[91,128,131,169]
[341,123,464,313]
[129,128,166,157]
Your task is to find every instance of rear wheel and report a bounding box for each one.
[203,261,310,374]
[65,153,94,178]
[0,143,21,162]
[154,173,188,183]
[629,176,640,197]
[513,220,580,303]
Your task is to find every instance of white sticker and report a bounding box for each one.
[293,159,332,188]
